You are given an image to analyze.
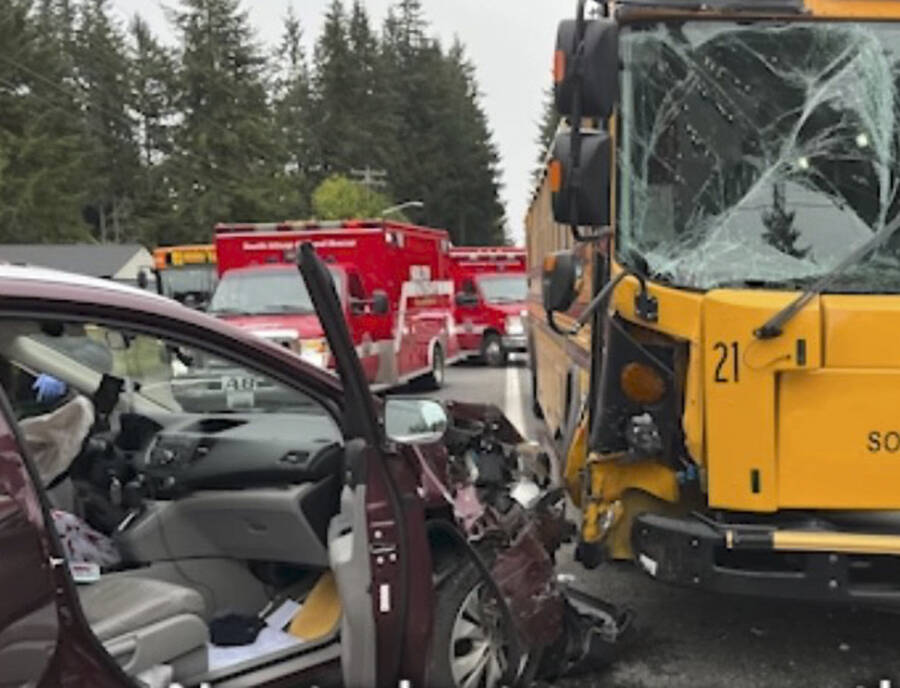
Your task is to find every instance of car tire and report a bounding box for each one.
[423,344,445,390]
[482,333,507,367]
[427,560,532,688]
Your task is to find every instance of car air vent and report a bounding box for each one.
[184,417,247,434]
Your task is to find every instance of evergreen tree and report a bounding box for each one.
[309,0,356,177]
[73,0,140,242]
[0,0,90,241]
[0,0,510,247]
[533,86,559,183]
[346,1,389,169]
[271,5,312,219]
[167,0,283,243]
[128,15,178,245]
[379,10,506,245]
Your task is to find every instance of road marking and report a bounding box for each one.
[505,364,528,439]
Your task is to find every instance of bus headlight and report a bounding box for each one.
[299,338,330,368]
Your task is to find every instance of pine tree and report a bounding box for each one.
[378,15,506,245]
[73,0,141,242]
[167,0,283,243]
[309,0,357,177]
[533,86,559,183]
[0,0,90,241]
[128,15,178,245]
[271,6,313,219]
[346,1,389,169]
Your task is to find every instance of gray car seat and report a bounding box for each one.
[78,575,209,679]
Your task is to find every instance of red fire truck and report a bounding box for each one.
[210,220,459,389]
[450,246,528,366]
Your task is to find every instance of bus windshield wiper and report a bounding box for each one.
[754,212,900,339]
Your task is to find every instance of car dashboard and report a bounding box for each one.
[134,413,343,494]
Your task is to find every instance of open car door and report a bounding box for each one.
[298,242,432,688]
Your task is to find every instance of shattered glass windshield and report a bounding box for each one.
[618,21,900,292]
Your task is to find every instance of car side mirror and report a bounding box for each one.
[542,250,579,313]
[372,290,390,315]
[137,268,150,290]
[384,398,449,445]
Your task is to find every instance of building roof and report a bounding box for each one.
[0,243,152,280]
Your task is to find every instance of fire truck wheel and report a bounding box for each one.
[482,333,507,367]
[424,344,445,390]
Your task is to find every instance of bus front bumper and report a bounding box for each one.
[630,512,900,608]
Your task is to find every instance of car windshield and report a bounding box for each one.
[158,265,217,301]
[477,274,527,303]
[618,21,900,292]
[209,268,342,316]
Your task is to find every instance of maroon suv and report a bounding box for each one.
[0,244,627,688]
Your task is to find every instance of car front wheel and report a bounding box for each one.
[428,561,531,688]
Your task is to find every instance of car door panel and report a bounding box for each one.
[299,244,432,688]
[0,387,126,688]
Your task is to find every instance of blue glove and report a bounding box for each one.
[33,374,67,403]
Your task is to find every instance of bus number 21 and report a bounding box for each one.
[713,341,740,383]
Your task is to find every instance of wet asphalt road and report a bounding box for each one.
[421,358,900,688]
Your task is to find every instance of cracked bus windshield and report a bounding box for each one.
[618,21,900,292]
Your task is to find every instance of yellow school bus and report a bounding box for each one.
[151,245,217,308]
[534,0,900,604]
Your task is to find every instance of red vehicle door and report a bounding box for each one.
[0,389,125,687]
[298,243,433,687]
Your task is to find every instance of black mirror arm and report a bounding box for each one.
[548,269,629,337]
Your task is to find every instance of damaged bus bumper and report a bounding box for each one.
[633,512,900,607]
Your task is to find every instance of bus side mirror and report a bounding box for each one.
[554,18,618,119]
[550,130,611,227]
[372,290,390,315]
[542,250,579,313]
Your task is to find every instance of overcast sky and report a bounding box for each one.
[107,0,571,243]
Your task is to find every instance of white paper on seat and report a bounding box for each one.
[207,627,302,672]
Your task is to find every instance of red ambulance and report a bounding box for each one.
[450,246,528,366]
[210,220,459,389]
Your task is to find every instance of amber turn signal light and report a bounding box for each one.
[543,254,557,273]
[620,362,666,404]
[553,49,566,84]
[548,159,563,193]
